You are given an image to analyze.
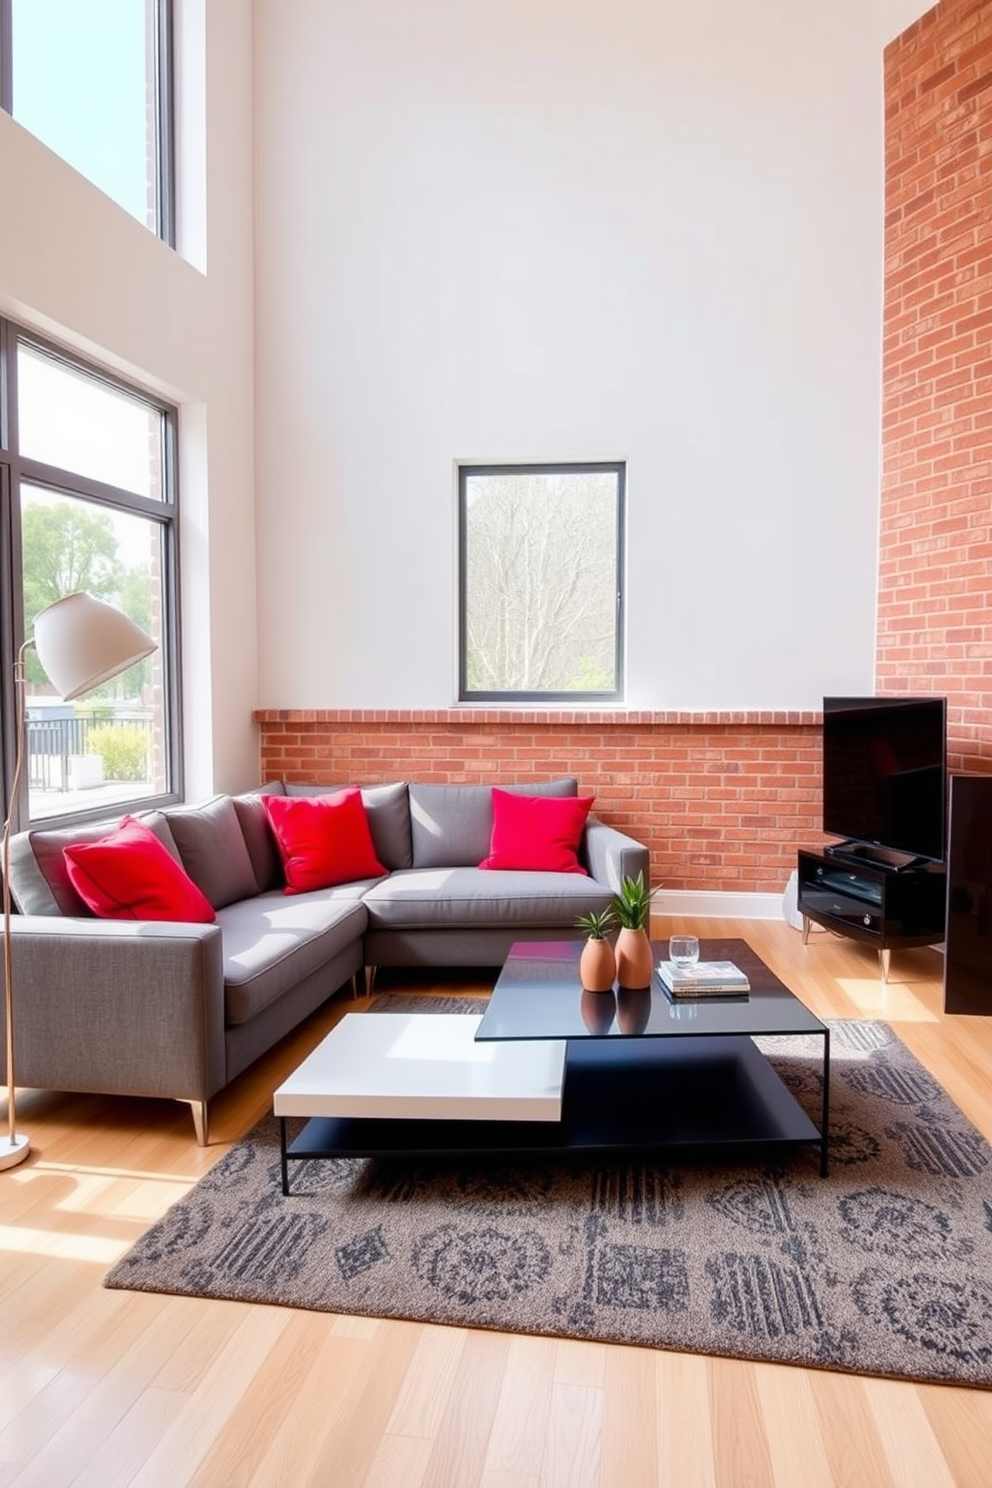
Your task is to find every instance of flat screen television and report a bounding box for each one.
[822,696,947,865]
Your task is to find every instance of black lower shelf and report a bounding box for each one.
[280,1035,828,1190]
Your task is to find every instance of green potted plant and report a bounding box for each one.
[575,905,617,992]
[611,871,654,988]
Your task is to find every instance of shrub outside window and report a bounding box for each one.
[459,462,625,703]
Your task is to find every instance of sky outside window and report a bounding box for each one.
[17,344,163,500]
[11,0,155,230]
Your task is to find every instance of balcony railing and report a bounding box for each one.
[27,712,153,794]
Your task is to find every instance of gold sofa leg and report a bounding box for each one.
[188,1099,209,1146]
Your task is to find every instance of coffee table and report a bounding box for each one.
[273,938,830,1193]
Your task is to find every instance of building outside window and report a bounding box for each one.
[0,0,174,242]
[0,325,182,826]
[459,462,625,703]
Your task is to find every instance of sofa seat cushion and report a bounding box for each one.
[217,887,369,1025]
[362,867,610,931]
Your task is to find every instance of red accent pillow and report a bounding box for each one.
[63,816,216,923]
[262,789,386,893]
[480,789,593,874]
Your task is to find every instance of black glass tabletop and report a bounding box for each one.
[475,938,826,1041]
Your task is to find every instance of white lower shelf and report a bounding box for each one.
[273,1012,566,1123]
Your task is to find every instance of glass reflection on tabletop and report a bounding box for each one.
[616,986,651,1035]
[580,988,616,1034]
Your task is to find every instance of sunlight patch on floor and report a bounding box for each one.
[31,1161,201,1184]
[834,977,939,1021]
[0,1225,122,1263]
[12,1161,199,1226]
[0,1363,59,1422]
[104,1183,196,1225]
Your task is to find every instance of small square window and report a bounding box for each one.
[459,462,625,702]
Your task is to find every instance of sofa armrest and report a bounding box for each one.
[583,817,650,893]
[5,916,227,1104]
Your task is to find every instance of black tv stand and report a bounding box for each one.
[825,840,928,873]
[797,848,946,982]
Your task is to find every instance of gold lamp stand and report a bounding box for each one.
[1,641,31,1170]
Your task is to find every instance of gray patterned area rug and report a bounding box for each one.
[105,1001,992,1386]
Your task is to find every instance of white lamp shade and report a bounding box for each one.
[33,593,157,700]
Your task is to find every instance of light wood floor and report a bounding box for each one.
[2,918,992,1488]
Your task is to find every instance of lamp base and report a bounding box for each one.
[0,1132,30,1170]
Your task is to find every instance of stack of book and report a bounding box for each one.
[656,959,750,999]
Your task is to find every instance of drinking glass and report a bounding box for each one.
[669,934,700,970]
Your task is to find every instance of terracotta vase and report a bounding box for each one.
[579,936,616,993]
[615,926,653,989]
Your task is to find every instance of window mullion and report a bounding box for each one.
[17,457,172,525]
[156,0,176,246]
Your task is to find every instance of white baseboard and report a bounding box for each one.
[651,889,785,921]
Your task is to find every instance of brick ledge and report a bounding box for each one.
[253,708,820,727]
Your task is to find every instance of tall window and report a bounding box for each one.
[0,0,174,242]
[459,462,625,703]
[0,323,182,827]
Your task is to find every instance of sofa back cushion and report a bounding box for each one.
[285,781,412,870]
[263,789,386,892]
[233,784,286,892]
[480,789,594,873]
[63,815,217,923]
[9,810,183,917]
[164,794,259,909]
[409,778,579,869]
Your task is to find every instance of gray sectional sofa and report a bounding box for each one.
[4,778,648,1143]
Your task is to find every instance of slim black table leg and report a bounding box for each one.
[280,1117,290,1196]
[820,1027,831,1177]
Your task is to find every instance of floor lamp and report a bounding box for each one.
[1,593,157,1171]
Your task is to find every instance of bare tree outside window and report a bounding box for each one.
[460,463,624,701]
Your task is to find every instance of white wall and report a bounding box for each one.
[0,0,259,795]
[254,0,886,711]
[871,0,934,48]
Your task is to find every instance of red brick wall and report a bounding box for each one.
[255,710,821,894]
[881,0,992,766]
[255,6,992,892]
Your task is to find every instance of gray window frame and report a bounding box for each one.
[0,0,176,247]
[0,320,183,832]
[458,460,626,705]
